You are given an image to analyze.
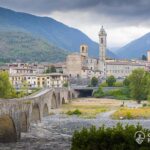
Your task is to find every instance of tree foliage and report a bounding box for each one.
[90,77,98,87]
[106,75,116,87]
[142,55,147,60]
[128,69,150,102]
[71,123,150,150]
[0,71,16,98]
[45,65,56,73]
[123,76,130,86]
[93,86,104,98]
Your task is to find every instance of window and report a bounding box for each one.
[101,38,103,44]
[82,46,84,52]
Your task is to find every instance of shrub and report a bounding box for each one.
[71,123,150,150]
[93,86,104,98]
[67,109,82,115]
[100,81,108,87]
[106,75,116,87]
[101,81,123,87]
[114,81,123,87]
[143,103,147,107]
[90,77,98,87]
[126,112,133,119]
[105,87,130,100]
[123,77,130,86]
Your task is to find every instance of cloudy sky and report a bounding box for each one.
[0,0,150,50]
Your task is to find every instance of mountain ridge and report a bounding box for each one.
[115,32,150,59]
[0,6,116,58]
[0,31,69,63]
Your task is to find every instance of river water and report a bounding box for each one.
[0,112,150,150]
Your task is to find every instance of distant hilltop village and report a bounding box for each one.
[0,26,150,89]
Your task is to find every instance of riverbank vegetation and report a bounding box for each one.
[112,105,150,119]
[94,68,150,103]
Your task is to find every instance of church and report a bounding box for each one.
[64,26,146,79]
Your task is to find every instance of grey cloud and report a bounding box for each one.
[0,0,150,25]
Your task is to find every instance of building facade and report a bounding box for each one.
[65,45,101,79]
[10,73,68,89]
[65,26,146,79]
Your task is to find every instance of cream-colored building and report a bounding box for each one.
[10,73,68,89]
[106,61,145,78]
[65,26,146,79]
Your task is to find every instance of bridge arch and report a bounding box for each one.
[68,91,71,100]
[43,104,49,117]
[62,97,65,104]
[0,115,17,142]
[58,92,61,106]
[31,104,40,122]
[20,112,28,132]
[51,93,57,109]
[72,93,75,99]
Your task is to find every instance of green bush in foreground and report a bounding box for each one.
[71,123,150,150]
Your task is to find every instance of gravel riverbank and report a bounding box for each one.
[0,112,150,150]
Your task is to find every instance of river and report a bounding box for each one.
[0,112,150,150]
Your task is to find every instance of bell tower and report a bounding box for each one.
[80,44,88,62]
[99,26,107,61]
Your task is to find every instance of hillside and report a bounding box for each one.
[116,33,150,59]
[0,31,68,63]
[0,7,116,58]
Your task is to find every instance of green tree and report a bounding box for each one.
[90,77,98,87]
[106,75,116,87]
[0,71,16,98]
[123,76,130,86]
[128,68,149,103]
[93,86,104,98]
[45,65,56,73]
[142,55,147,60]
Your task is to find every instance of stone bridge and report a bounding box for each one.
[0,88,76,143]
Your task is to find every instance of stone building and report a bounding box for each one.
[65,43,101,79]
[65,26,146,79]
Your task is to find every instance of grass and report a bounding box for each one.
[112,107,150,119]
[61,98,122,118]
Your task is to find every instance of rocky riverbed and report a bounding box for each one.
[0,112,150,150]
